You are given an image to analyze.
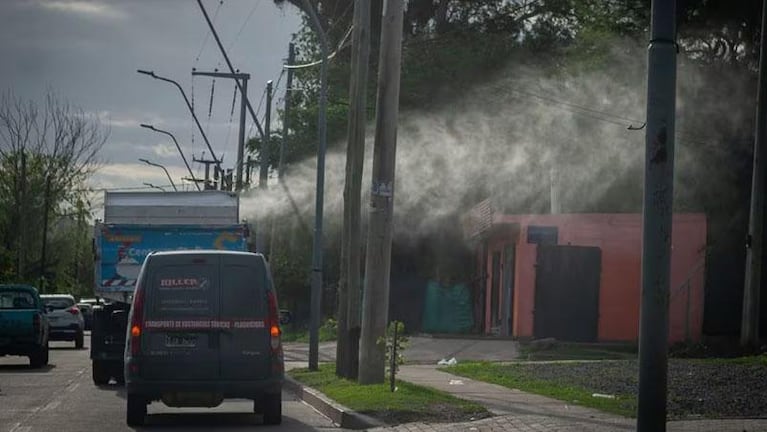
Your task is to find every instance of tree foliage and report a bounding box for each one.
[0,91,106,295]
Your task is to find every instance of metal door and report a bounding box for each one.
[534,245,601,342]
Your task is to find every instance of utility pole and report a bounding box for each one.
[279,43,296,182]
[337,0,372,380]
[636,1,677,431]
[742,0,767,350]
[359,0,405,385]
[302,0,329,372]
[262,80,273,188]
[269,44,296,266]
[258,81,274,257]
[194,155,220,190]
[192,70,250,191]
[39,175,51,294]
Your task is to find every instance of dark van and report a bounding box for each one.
[124,251,284,426]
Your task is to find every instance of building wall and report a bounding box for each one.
[482,213,707,343]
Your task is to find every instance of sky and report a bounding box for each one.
[0,0,303,194]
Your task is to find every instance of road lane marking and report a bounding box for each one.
[40,400,60,412]
[9,424,31,432]
[66,383,80,393]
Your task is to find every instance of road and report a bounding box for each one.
[0,335,344,432]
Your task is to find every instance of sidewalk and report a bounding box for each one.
[370,364,767,432]
[283,340,767,431]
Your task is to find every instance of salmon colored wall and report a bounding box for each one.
[481,213,706,344]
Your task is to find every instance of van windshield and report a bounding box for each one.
[148,266,216,317]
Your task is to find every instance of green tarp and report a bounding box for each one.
[421,280,473,334]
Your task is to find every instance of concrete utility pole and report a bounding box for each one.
[302,0,330,372]
[279,43,296,182]
[191,70,250,191]
[741,0,767,349]
[261,80,273,188]
[636,1,678,431]
[359,0,406,385]
[269,45,296,265]
[337,0,372,380]
[194,155,219,190]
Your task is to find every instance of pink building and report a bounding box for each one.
[464,204,707,344]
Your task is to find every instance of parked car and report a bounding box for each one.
[40,294,85,349]
[124,251,284,426]
[0,284,49,367]
[77,302,94,330]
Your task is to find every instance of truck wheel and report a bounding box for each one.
[92,360,110,385]
[261,393,282,425]
[75,330,84,349]
[126,393,147,426]
[29,345,47,369]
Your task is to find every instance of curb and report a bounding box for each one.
[284,376,384,430]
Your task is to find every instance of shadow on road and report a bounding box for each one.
[132,413,320,430]
[0,363,57,373]
[49,345,88,351]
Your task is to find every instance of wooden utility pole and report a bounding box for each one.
[742,0,767,350]
[359,0,405,385]
[337,0,372,380]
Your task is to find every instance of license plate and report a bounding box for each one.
[165,334,197,348]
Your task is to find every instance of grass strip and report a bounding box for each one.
[444,361,637,417]
[290,363,490,425]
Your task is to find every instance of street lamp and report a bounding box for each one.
[139,158,178,192]
[140,124,200,191]
[143,182,167,192]
[136,69,222,173]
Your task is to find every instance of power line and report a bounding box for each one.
[227,0,262,54]
[193,0,225,65]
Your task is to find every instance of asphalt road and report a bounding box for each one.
[0,335,344,432]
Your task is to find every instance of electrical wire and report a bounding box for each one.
[194,0,225,65]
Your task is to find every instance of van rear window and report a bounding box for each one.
[148,266,215,317]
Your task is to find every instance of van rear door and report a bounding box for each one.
[219,254,271,380]
[141,254,220,381]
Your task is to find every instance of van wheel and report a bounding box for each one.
[126,393,147,426]
[261,393,282,425]
[75,330,84,349]
[92,360,110,385]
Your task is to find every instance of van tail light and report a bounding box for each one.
[266,290,282,353]
[67,307,80,315]
[129,285,145,356]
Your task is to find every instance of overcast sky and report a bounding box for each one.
[0,0,303,192]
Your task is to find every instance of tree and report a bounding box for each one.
[0,90,107,292]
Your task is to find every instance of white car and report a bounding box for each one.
[40,294,85,348]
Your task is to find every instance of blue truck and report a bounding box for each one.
[90,191,249,385]
[0,284,50,368]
